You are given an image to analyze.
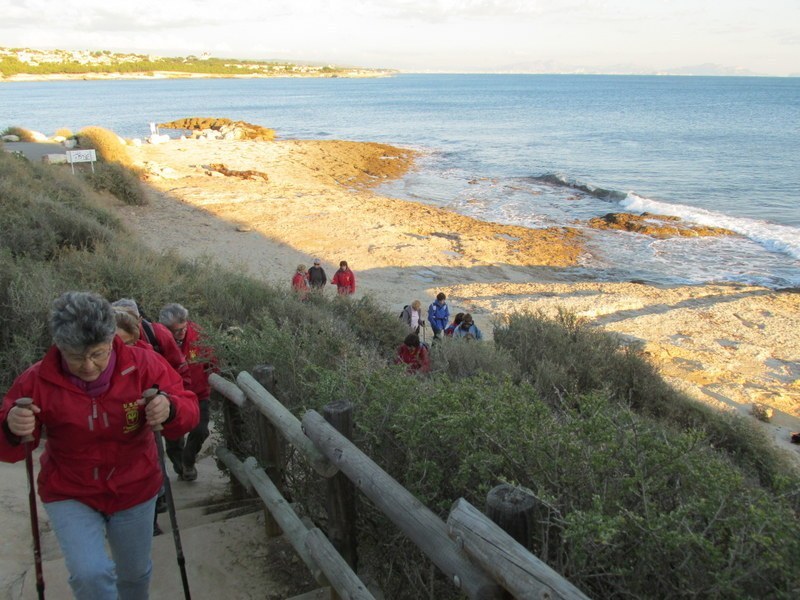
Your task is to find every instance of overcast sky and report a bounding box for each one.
[2,0,798,75]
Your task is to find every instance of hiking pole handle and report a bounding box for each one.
[142,387,164,432]
[14,397,36,443]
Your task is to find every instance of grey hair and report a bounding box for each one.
[159,303,189,327]
[111,298,140,318]
[50,291,116,351]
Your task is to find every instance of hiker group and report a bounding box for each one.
[0,291,217,599]
[394,292,483,374]
[292,258,356,299]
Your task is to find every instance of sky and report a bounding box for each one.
[1,0,798,75]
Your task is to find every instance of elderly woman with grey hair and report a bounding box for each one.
[159,302,216,482]
[0,291,199,600]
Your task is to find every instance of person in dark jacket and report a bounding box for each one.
[330,260,356,295]
[1,291,198,599]
[307,258,328,290]
[159,303,217,482]
[427,292,450,340]
[400,300,425,334]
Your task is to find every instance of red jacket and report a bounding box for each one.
[331,268,356,295]
[180,321,216,402]
[394,343,431,374]
[139,321,191,387]
[292,272,309,292]
[0,336,198,514]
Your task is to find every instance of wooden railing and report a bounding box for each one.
[210,367,591,600]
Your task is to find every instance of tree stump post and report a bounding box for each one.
[323,401,358,571]
[252,364,284,537]
[485,484,537,551]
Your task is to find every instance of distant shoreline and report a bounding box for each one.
[0,70,396,83]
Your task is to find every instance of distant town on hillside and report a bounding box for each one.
[0,47,395,79]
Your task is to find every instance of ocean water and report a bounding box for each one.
[2,74,798,287]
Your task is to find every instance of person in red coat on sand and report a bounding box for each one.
[331,260,356,295]
[0,291,199,599]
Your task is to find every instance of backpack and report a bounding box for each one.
[399,305,409,319]
[140,318,162,354]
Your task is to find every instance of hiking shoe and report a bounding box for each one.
[156,494,168,514]
[171,462,184,478]
[181,464,197,481]
[153,522,163,536]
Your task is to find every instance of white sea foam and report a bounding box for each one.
[619,193,800,260]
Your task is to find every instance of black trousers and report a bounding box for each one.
[166,398,210,471]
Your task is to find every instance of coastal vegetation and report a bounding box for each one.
[0,47,391,79]
[0,147,798,598]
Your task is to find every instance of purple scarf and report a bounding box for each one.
[61,350,117,398]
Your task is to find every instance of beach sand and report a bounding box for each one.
[120,137,800,459]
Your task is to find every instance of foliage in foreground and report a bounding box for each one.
[1,150,798,599]
[76,125,132,166]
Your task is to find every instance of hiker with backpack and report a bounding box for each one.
[159,303,217,483]
[444,312,465,337]
[427,292,450,340]
[399,300,426,335]
[394,333,431,374]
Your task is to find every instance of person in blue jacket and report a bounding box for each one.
[427,292,450,340]
[452,313,483,340]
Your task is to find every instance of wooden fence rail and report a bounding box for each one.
[213,368,592,600]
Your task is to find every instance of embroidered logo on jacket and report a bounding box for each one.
[123,401,141,433]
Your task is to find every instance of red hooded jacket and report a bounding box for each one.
[331,268,356,295]
[0,336,199,514]
[139,320,191,387]
[180,321,216,402]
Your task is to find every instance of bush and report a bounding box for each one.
[54,127,73,138]
[2,125,36,141]
[82,162,147,205]
[76,126,131,166]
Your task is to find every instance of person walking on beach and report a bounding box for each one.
[427,292,450,340]
[400,300,426,335]
[292,264,310,299]
[307,258,327,290]
[452,313,483,340]
[159,303,217,482]
[1,291,198,599]
[331,260,356,295]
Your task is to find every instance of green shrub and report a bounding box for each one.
[82,162,147,205]
[76,126,131,166]
[2,125,36,141]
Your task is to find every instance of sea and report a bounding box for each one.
[2,74,798,288]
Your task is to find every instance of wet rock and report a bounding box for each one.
[588,212,736,238]
[159,117,276,141]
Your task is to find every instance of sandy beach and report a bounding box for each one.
[116,137,800,460]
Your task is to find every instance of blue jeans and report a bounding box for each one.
[44,495,157,600]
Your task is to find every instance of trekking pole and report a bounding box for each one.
[142,387,191,600]
[15,398,45,600]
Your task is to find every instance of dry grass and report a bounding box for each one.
[76,126,131,166]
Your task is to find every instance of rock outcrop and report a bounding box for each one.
[159,117,276,141]
[588,212,736,238]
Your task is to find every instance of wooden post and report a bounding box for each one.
[485,484,537,550]
[251,364,284,538]
[323,401,358,571]
[211,377,247,499]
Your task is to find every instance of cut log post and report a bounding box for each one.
[485,484,537,550]
[209,373,246,407]
[323,401,358,570]
[302,409,503,600]
[251,365,284,537]
[305,528,376,600]
[448,498,591,600]
[237,371,337,478]
[241,457,327,586]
